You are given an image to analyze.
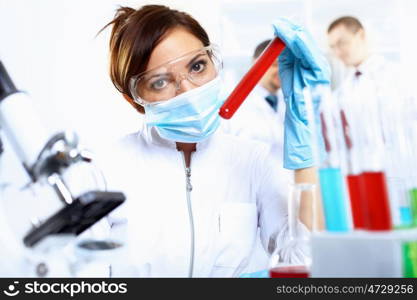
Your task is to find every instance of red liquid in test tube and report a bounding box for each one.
[347,174,367,229]
[340,110,369,230]
[361,171,392,230]
[219,37,286,119]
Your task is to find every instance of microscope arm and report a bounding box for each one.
[0,60,126,248]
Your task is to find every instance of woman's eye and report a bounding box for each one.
[190,60,207,73]
[150,78,168,90]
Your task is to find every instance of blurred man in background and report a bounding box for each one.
[327,16,398,99]
[224,40,289,170]
[327,16,403,124]
[328,16,370,69]
[223,39,292,192]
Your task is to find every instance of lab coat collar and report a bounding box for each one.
[254,85,270,99]
[137,121,214,152]
[253,85,284,111]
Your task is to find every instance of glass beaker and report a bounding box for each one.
[269,183,317,277]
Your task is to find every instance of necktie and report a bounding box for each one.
[355,70,362,77]
[265,94,278,112]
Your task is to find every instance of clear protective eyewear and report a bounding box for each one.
[129,44,222,105]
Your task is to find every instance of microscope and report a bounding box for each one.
[0,61,126,277]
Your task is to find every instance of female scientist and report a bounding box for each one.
[101,5,330,277]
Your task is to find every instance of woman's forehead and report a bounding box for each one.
[146,28,205,71]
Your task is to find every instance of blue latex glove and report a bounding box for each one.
[273,18,331,170]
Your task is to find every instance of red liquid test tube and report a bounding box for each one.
[347,174,367,229]
[361,171,392,230]
[219,37,286,119]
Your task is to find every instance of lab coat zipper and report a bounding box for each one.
[181,152,195,278]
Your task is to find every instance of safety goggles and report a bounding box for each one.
[129,44,222,105]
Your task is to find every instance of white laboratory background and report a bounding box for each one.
[1,0,417,150]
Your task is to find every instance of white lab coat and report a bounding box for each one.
[335,54,401,109]
[335,55,389,171]
[221,85,292,201]
[101,124,307,277]
[335,54,404,159]
[222,85,287,166]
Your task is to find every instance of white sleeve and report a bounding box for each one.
[221,109,255,138]
[255,147,310,264]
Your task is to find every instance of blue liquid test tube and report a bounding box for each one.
[319,167,349,231]
[308,86,350,232]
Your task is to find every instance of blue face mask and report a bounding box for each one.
[144,77,223,143]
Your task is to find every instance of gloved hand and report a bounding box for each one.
[273,18,330,170]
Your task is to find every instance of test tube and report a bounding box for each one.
[269,183,316,278]
[353,78,392,231]
[400,97,417,278]
[219,37,285,119]
[340,109,367,229]
[403,96,417,227]
[380,93,414,228]
[361,171,392,230]
[403,241,417,278]
[311,86,350,232]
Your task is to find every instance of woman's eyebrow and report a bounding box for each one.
[146,72,172,81]
[145,52,208,80]
[186,53,206,69]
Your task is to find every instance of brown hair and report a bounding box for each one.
[328,16,364,34]
[100,5,210,113]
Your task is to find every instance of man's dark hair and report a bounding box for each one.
[253,39,271,59]
[328,16,364,34]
